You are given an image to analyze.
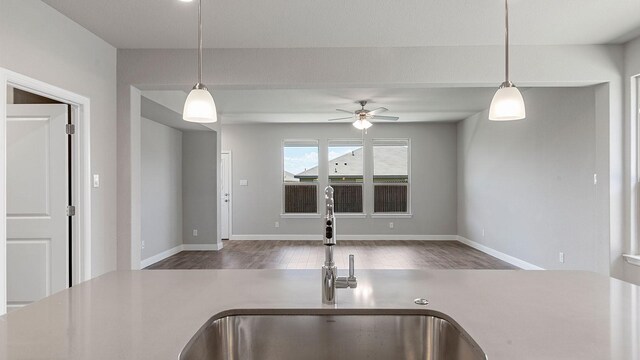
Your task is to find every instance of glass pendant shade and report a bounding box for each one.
[489,0,526,121]
[353,119,373,130]
[489,85,526,121]
[183,0,217,123]
[183,87,217,123]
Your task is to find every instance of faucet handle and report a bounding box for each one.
[347,254,357,288]
[349,254,355,278]
[336,254,357,289]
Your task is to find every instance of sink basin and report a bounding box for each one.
[180,310,486,360]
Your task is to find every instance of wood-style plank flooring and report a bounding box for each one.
[145,240,518,270]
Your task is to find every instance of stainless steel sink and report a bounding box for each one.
[180,310,487,360]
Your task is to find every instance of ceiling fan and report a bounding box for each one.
[329,100,399,130]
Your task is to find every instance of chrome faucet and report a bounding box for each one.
[322,186,357,305]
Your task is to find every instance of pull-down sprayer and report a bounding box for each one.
[322,186,357,305]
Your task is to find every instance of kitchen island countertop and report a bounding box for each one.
[0,269,638,359]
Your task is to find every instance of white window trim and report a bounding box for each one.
[628,75,640,265]
[624,254,640,267]
[280,137,414,220]
[335,213,368,219]
[280,213,321,219]
[371,213,413,219]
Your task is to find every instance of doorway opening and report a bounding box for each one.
[221,151,232,240]
[0,69,92,315]
[5,87,73,312]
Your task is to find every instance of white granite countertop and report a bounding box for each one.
[0,269,638,359]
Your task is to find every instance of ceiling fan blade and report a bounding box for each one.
[368,107,388,115]
[328,117,353,121]
[336,109,354,114]
[371,115,399,121]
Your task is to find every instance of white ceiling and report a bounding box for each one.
[42,0,640,49]
[142,87,507,126]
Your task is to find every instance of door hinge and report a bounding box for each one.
[66,205,76,217]
[66,124,75,135]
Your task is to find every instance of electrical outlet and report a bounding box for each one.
[193,229,198,237]
[275,221,280,228]
[141,241,145,249]
[389,222,394,229]
[559,252,565,263]
[93,174,100,188]
[482,228,485,237]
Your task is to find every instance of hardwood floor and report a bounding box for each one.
[145,240,519,270]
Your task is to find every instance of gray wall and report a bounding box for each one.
[222,122,457,237]
[117,45,623,269]
[1,0,117,276]
[183,131,218,245]
[141,118,183,259]
[457,87,608,272]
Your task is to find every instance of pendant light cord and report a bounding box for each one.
[504,0,510,84]
[198,0,203,85]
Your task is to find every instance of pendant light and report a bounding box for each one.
[183,0,217,123]
[489,0,526,121]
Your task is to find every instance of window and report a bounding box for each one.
[283,140,318,213]
[373,139,409,213]
[328,140,363,213]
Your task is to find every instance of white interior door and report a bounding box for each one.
[221,152,231,239]
[6,104,69,311]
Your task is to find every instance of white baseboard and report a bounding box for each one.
[6,304,26,313]
[141,242,223,268]
[230,234,322,240]
[340,235,458,241]
[141,245,183,268]
[457,236,544,270]
[229,234,458,241]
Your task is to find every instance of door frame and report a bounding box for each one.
[0,68,92,315]
[221,151,232,239]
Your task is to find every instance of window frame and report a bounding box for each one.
[327,138,366,215]
[371,138,412,216]
[625,75,640,265]
[632,76,640,257]
[281,139,320,217]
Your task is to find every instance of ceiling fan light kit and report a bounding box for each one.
[489,0,526,121]
[330,100,399,130]
[183,0,218,123]
[353,118,373,130]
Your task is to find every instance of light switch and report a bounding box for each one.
[240,179,248,186]
[93,174,100,188]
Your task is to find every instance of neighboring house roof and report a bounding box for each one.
[294,146,407,179]
[284,171,299,182]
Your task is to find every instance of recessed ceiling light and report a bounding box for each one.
[179,0,194,2]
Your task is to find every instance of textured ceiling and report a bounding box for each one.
[42,0,640,49]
